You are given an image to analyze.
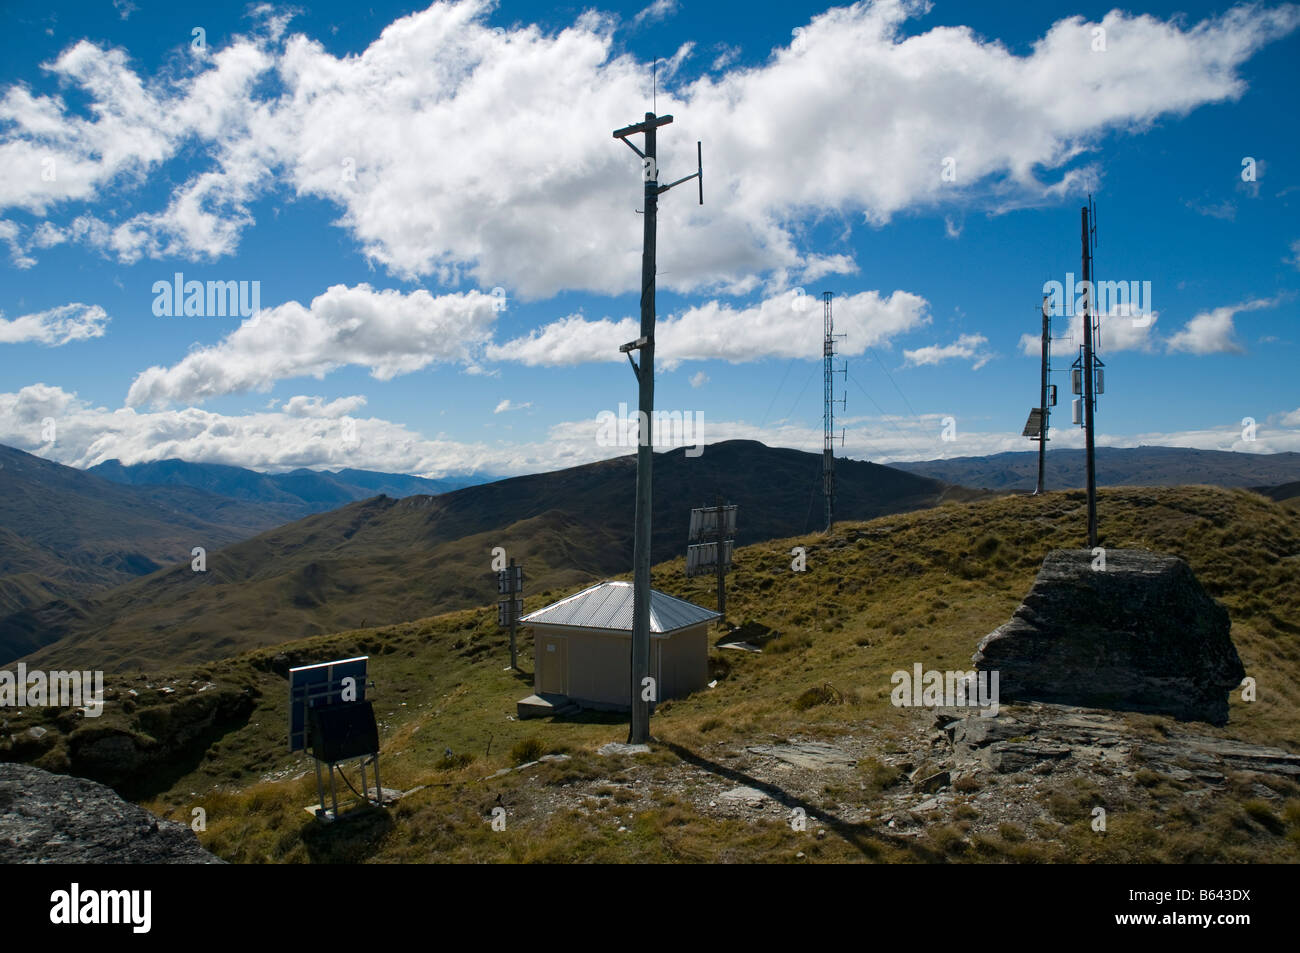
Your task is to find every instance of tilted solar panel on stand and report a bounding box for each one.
[288,656,368,753]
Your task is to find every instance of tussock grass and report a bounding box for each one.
[79,484,1294,863]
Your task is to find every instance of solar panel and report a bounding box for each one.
[1022,408,1044,438]
[288,657,368,753]
[686,540,733,576]
[688,505,737,542]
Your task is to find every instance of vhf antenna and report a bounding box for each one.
[612,102,702,746]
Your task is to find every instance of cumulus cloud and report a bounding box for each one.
[2,1,1295,294]
[125,283,499,407]
[282,394,368,418]
[486,288,930,367]
[0,302,109,345]
[1166,297,1279,355]
[9,383,1300,479]
[690,371,708,388]
[1021,308,1161,356]
[903,333,992,369]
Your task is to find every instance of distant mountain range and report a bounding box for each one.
[8,440,1296,672]
[0,447,489,660]
[0,445,296,615]
[9,440,978,671]
[89,458,488,512]
[892,446,1300,493]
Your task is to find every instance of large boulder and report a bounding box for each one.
[973,549,1245,724]
[0,762,223,863]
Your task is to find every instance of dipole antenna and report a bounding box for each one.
[1023,294,1056,494]
[822,291,846,532]
[612,109,702,746]
[1070,196,1104,546]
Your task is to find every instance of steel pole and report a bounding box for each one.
[1081,207,1098,547]
[1038,298,1049,495]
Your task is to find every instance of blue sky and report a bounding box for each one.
[1,0,1297,478]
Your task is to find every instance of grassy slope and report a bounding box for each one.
[23,441,970,673]
[12,484,1296,863]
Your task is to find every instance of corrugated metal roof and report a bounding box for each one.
[519,581,719,634]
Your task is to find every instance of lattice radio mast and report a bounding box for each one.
[822,291,846,532]
[1070,197,1104,547]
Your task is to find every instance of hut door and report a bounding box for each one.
[539,636,567,695]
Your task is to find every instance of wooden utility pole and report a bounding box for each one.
[613,112,702,745]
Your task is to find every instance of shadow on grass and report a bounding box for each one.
[301,801,395,863]
[553,708,628,727]
[83,709,256,802]
[658,738,939,862]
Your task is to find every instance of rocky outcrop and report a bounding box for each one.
[0,763,224,863]
[974,549,1245,724]
[66,685,255,791]
[939,703,1300,781]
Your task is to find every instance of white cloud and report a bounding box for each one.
[125,283,499,407]
[1021,308,1161,356]
[282,394,368,418]
[1185,197,1236,220]
[903,333,992,369]
[710,44,740,72]
[1166,297,1279,355]
[3,1,1295,295]
[9,383,1300,480]
[0,219,35,267]
[493,398,532,413]
[486,288,930,367]
[632,0,678,28]
[690,371,709,388]
[0,303,109,345]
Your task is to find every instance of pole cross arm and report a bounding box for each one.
[613,114,674,139]
[620,336,648,381]
[657,171,698,193]
[656,142,704,205]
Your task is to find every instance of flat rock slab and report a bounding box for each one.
[0,763,223,863]
[597,742,651,757]
[943,702,1300,784]
[746,741,856,771]
[719,785,771,802]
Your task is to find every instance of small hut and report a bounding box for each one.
[516,581,718,718]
